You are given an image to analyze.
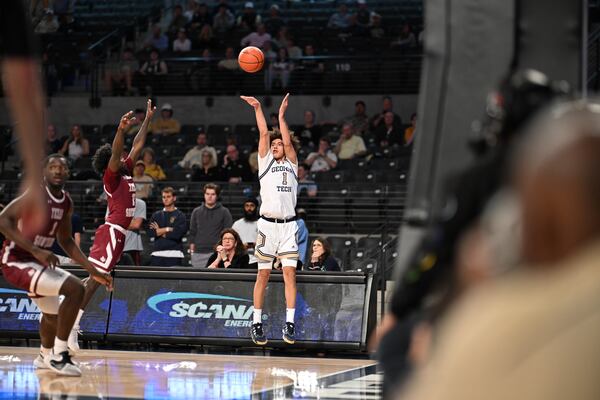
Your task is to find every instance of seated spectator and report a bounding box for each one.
[222,144,252,182]
[123,198,146,266]
[144,25,169,53]
[374,111,403,147]
[405,112,417,145]
[305,138,338,172]
[218,46,240,71]
[105,48,138,96]
[212,0,235,16]
[173,28,192,53]
[298,164,318,197]
[341,100,369,136]
[194,25,217,51]
[264,4,285,36]
[327,4,353,30]
[149,187,188,266]
[139,49,168,95]
[192,149,223,182]
[262,40,277,63]
[370,96,402,131]
[35,10,59,33]
[265,47,293,92]
[45,124,65,154]
[269,113,279,131]
[391,24,417,50]
[206,228,250,269]
[124,108,146,136]
[271,26,291,50]
[334,123,367,160]
[286,37,302,60]
[354,0,371,36]
[294,109,321,148]
[150,103,181,135]
[292,44,325,92]
[59,125,90,162]
[188,1,211,29]
[190,48,215,92]
[370,12,385,39]
[240,23,271,49]
[305,237,340,271]
[168,5,188,35]
[231,198,259,268]
[133,160,154,199]
[178,132,217,169]
[141,147,166,180]
[212,4,235,36]
[236,2,261,34]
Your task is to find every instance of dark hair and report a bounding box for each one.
[310,237,332,265]
[355,100,366,108]
[269,131,300,152]
[203,182,221,195]
[216,228,246,256]
[141,147,155,163]
[92,143,112,175]
[320,137,331,145]
[44,153,68,167]
[162,186,176,196]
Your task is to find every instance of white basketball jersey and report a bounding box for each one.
[258,151,298,219]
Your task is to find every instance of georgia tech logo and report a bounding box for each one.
[0,288,41,319]
[147,292,254,327]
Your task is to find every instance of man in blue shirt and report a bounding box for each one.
[149,187,188,266]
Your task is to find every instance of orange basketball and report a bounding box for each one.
[238,46,265,73]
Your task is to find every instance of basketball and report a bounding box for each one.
[238,46,265,73]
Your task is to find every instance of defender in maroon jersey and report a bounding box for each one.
[0,154,112,376]
[70,99,155,351]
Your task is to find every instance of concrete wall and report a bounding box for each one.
[0,94,418,134]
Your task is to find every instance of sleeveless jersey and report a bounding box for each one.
[257,151,298,219]
[1,186,72,264]
[104,157,136,229]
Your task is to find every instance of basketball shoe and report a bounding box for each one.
[282,322,295,344]
[47,351,81,376]
[251,322,268,345]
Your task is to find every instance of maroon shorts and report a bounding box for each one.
[1,260,70,297]
[88,223,126,272]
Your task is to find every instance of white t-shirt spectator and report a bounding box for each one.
[232,218,258,264]
[124,199,147,252]
[240,31,272,48]
[306,150,338,172]
[173,38,192,52]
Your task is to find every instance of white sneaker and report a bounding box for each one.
[67,327,80,353]
[47,351,81,377]
[33,352,50,369]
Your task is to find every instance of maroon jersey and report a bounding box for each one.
[1,186,72,264]
[103,157,136,229]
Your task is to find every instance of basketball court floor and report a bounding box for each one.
[0,346,380,399]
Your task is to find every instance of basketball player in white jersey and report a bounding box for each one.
[240,93,300,345]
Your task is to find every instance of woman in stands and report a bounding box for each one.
[59,125,90,162]
[141,147,166,180]
[206,228,250,269]
[192,149,222,182]
[306,237,340,271]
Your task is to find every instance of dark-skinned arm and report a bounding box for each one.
[107,111,136,173]
[129,99,156,162]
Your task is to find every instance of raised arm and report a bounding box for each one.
[129,99,156,162]
[108,111,136,173]
[278,93,297,164]
[240,96,269,158]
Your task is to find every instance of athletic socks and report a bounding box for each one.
[54,338,68,355]
[253,309,262,324]
[73,309,84,328]
[286,308,295,323]
[40,346,52,356]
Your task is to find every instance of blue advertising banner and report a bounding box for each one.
[107,277,365,343]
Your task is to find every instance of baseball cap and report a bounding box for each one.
[161,103,173,111]
[135,160,145,167]
[270,4,280,10]
[244,1,254,8]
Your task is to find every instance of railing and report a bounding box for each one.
[587,25,600,89]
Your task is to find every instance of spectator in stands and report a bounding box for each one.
[237,2,261,34]
[293,44,325,93]
[265,47,293,92]
[405,112,417,146]
[342,100,369,136]
[45,124,65,154]
[50,212,83,264]
[212,4,235,36]
[232,197,259,268]
[262,40,277,64]
[168,5,188,35]
[192,149,222,182]
[138,49,168,96]
[141,147,167,180]
[240,23,271,49]
[248,145,259,175]
[296,208,310,268]
[194,25,217,51]
[173,28,192,53]
[294,109,321,148]
[271,26,291,50]
[217,47,242,93]
[188,1,211,27]
[59,125,90,162]
[328,4,354,30]
[264,4,285,36]
[369,12,385,39]
[286,38,302,60]
[105,49,137,96]
[298,164,318,197]
[391,23,417,50]
[354,0,371,36]
[375,111,403,147]
[149,187,188,267]
[212,0,235,16]
[122,198,146,266]
[305,137,338,172]
[269,113,279,131]
[207,228,250,269]
[370,96,402,131]
[144,25,169,53]
[334,123,367,160]
[218,46,240,71]
[133,160,154,200]
[184,0,198,21]
[178,132,217,169]
[35,9,59,33]
[305,237,340,271]
[222,144,252,183]
[150,103,181,135]
[189,183,233,267]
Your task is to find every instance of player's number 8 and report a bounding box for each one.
[282,172,287,186]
